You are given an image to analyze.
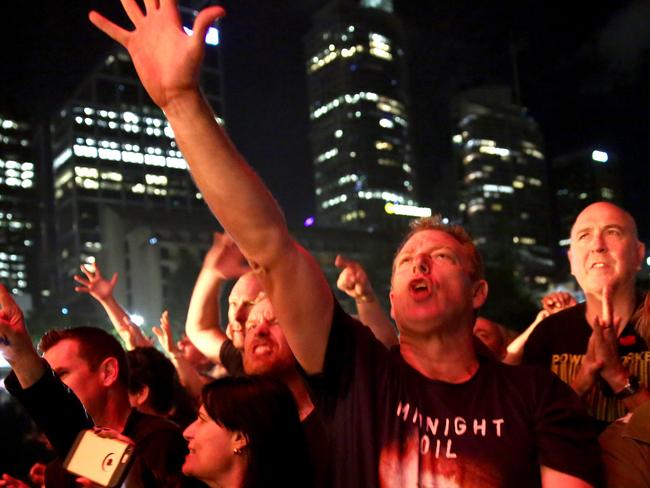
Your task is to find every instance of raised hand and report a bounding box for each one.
[119,316,154,351]
[154,311,206,399]
[335,254,375,303]
[541,291,577,314]
[0,285,45,387]
[89,0,225,110]
[570,333,604,397]
[152,310,180,358]
[73,263,117,302]
[593,286,627,388]
[204,233,250,280]
[0,284,32,363]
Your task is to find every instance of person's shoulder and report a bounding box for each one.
[128,409,184,442]
[539,302,586,328]
[527,302,587,345]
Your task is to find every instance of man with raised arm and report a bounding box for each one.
[523,202,650,429]
[0,286,191,487]
[90,2,600,486]
[184,232,263,374]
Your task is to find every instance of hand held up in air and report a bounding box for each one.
[89,0,225,110]
[152,310,180,358]
[73,263,117,302]
[204,233,250,281]
[335,254,375,303]
[593,285,628,390]
[0,285,46,387]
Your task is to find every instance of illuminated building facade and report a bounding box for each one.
[0,114,38,311]
[453,86,555,295]
[551,148,622,248]
[305,0,418,232]
[97,206,214,328]
[47,3,222,321]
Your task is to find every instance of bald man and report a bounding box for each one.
[523,202,649,428]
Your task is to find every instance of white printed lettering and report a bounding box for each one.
[454,416,467,435]
[493,419,504,437]
[473,418,487,436]
[420,434,430,454]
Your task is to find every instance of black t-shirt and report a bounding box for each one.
[523,302,650,425]
[308,301,601,488]
[302,408,331,488]
[219,338,245,376]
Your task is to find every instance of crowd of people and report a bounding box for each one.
[1,1,649,486]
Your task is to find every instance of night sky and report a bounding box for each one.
[2,1,649,238]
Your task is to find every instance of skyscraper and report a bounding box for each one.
[46,3,223,323]
[0,114,38,312]
[453,86,555,295]
[551,148,622,246]
[305,0,419,232]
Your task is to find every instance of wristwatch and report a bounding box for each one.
[614,375,641,400]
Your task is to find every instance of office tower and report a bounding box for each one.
[0,114,38,312]
[305,0,420,233]
[47,3,223,324]
[453,86,555,295]
[551,148,622,246]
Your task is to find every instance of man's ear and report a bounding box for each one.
[100,357,120,387]
[389,289,396,321]
[636,241,646,270]
[472,280,488,310]
[567,248,577,277]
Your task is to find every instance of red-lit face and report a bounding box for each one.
[390,230,487,338]
[242,298,295,377]
[183,405,240,483]
[43,339,107,419]
[568,203,644,297]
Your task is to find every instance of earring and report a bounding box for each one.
[233,447,243,455]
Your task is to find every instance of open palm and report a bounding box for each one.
[89,0,225,109]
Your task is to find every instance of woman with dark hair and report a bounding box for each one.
[182,375,312,488]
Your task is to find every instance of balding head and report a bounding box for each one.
[568,202,644,296]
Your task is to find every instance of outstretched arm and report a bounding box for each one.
[335,255,398,347]
[503,310,549,365]
[506,290,576,365]
[185,232,248,362]
[73,263,152,350]
[154,310,206,400]
[90,2,333,373]
[0,285,45,388]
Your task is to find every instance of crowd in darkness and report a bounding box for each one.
[1,2,650,487]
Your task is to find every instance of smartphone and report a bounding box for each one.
[63,429,135,487]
